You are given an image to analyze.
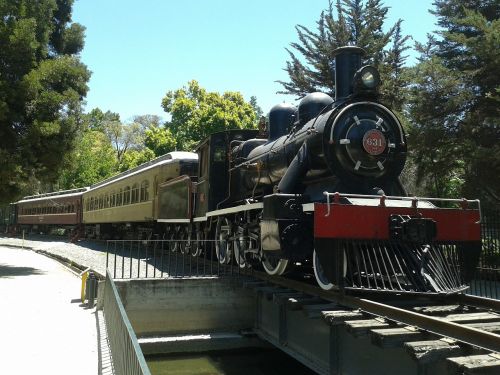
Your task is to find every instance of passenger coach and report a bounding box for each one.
[16,188,88,235]
[82,151,198,239]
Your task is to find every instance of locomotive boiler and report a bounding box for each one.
[230,46,407,201]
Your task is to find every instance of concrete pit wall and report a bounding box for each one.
[115,277,255,337]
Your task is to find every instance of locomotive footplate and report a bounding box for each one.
[260,194,312,259]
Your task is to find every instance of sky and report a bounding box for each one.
[72,0,437,123]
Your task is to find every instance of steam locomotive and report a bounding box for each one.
[9,46,481,294]
[157,46,482,294]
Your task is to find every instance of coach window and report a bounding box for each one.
[90,197,94,211]
[131,183,139,203]
[140,180,149,202]
[117,188,122,206]
[124,186,131,205]
[111,191,116,207]
[98,195,102,209]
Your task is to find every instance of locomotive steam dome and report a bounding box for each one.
[298,92,334,125]
[268,102,297,141]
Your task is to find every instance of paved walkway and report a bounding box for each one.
[0,246,98,374]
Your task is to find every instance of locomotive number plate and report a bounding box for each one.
[363,129,386,155]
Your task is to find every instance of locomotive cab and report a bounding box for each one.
[194,130,259,217]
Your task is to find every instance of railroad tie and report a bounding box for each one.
[404,338,463,364]
[322,310,365,325]
[447,354,500,375]
[344,317,394,337]
[371,326,431,348]
[286,296,326,311]
[301,303,340,319]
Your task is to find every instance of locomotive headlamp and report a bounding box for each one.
[354,65,380,92]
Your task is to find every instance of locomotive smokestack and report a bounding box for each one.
[333,46,365,100]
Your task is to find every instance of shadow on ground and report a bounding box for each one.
[0,263,45,278]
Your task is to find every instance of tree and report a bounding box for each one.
[249,96,263,120]
[102,120,144,165]
[133,114,162,130]
[0,0,90,203]
[161,80,257,150]
[144,126,176,157]
[277,0,410,109]
[119,148,156,172]
[407,1,500,202]
[57,130,117,189]
[85,108,120,132]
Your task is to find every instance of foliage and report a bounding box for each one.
[57,130,117,188]
[407,1,500,202]
[161,80,257,150]
[249,96,263,121]
[144,126,176,157]
[277,0,411,111]
[0,0,90,203]
[102,120,144,165]
[57,109,170,188]
[119,148,156,172]
[85,108,120,131]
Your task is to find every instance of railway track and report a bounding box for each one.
[244,269,500,372]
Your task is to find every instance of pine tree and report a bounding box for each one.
[408,0,500,202]
[277,0,409,106]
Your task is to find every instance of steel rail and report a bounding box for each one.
[341,296,500,353]
[249,270,500,353]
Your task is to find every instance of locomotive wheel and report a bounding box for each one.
[233,234,249,268]
[215,217,232,264]
[178,226,190,254]
[261,255,289,276]
[313,249,347,291]
[191,229,204,257]
[168,227,178,252]
[313,250,335,290]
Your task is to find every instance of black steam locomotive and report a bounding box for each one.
[158,46,481,294]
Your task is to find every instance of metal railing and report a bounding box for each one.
[103,269,151,375]
[469,207,500,299]
[105,239,250,280]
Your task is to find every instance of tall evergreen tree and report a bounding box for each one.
[277,0,410,110]
[0,0,90,203]
[408,0,500,202]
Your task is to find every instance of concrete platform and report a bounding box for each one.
[0,246,98,374]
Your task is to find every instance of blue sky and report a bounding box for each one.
[72,0,437,122]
